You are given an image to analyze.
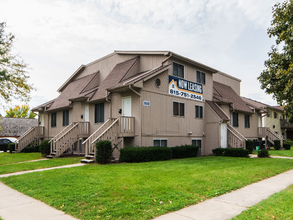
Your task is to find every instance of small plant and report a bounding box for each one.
[8,143,16,153]
[22,145,40,153]
[274,140,281,150]
[283,142,291,150]
[96,140,112,164]
[258,149,270,158]
[223,148,249,157]
[246,140,254,154]
[212,147,225,156]
[40,140,50,156]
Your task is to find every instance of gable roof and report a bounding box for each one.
[242,97,283,113]
[31,99,56,112]
[47,72,99,111]
[89,56,139,102]
[206,100,230,121]
[213,81,253,113]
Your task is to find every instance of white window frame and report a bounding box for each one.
[153,139,168,147]
[172,62,185,79]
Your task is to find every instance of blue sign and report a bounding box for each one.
[168,75,203,101]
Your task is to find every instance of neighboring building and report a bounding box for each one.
[17,51,283,160]
[0,117,38,138]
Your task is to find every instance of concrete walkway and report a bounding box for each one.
[0,164,86,220]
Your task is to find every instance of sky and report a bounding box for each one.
[0,0,281,115]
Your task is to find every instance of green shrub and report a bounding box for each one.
[40,140,51,156]
[283,143,291,150]
[120,146,172,163]
[258,149,270,158]
[223,148,249,157]
[171,145,199,158]
[274,140,281,150]
[22,145,40,153]
[246,140,254,154]
[285,139,293,146]
[8,143,16,153]
[212,148,225,156]
[96,140,112,164]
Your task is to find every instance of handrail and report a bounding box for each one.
[82,119,111,145]
[55,123,79,142]
[49,123,76,143]
[91,118,119,144]
[227,124,247,141]
[18,127,35,141]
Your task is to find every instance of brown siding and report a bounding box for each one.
[213,72,241,95]
[230,111,258,139]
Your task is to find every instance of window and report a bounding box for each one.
[195,105,203,119]
[173,101,185,117]
[232,112,239,127]
[173,62,184,78]
[153,139,167,147]
[63,110,69,126]
[196,70,206,84]
[192,139,202,148]
[274,112,278,118]
[51,112,57,127]
[244,114,250,128]
[95,103,104,123]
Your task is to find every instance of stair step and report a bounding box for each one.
[46,155,54,159]
[85,155,94,159]
[81,159,94,163]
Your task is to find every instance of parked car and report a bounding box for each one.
[0,138,18,152]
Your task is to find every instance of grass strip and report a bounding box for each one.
[0,157,83,175]
[1,156,293,220]
[0,152,43,165]
[232,185,293,219]
[253,147,293,157]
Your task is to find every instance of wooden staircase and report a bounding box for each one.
[17,126,44,152]
[258,127,283,148]
[48,122,89,158]
[82,116,134,163]
[227,124,247,149]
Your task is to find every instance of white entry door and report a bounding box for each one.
[221,123,227,148]
[84,105,89,122]
[122,97,131,117]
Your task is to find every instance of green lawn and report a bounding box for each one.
[0,152,43,165]
[0,157,83,175]
[233,184,293,219]
[253,147,293,157]
[1,156,293,220]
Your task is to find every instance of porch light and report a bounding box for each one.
[188,132,192,135]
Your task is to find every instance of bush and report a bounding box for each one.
[212,148,225,156]
[120,146,172,163]
[22,145,40,153]
[171,145,199,159]
[258,149,270,158]
[40,140,51,156]
[274,140,281,150]
[96,140,112,164]
[8,143,16,153]
[283,143,291,150]
[285,139,293,146]
[223,148,249,157]
[246,140,254,154]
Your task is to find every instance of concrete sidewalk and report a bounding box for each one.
[155,169,293,220]
[0,164,86,220]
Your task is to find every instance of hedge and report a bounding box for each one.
[212,148,225,156]
[245,140,254,154]
[96,140,112,164]
[212,147,249,157]
[21,145,40,153]
[40,140,51,156]
[274,140,281,150]
[171,145,199,159]
[120,147,172,163]
[8,143,16,153]
[258,149,269,158]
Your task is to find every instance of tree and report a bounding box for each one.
[258,0,293,122]
[5,105,36,119]
[0,22,34,105]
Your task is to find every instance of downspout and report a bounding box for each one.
[162,52,172,64]
[106,96,112,119]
